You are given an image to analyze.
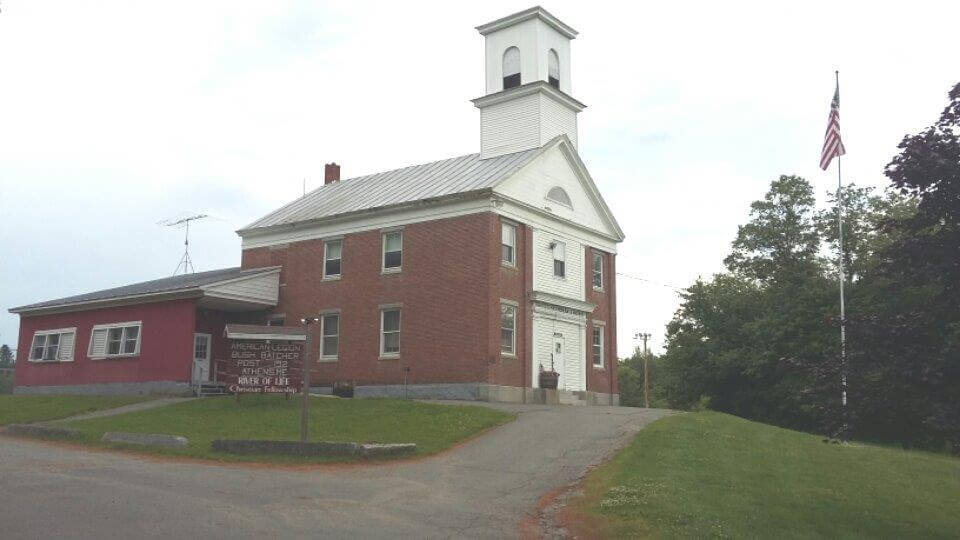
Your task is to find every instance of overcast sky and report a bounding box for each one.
[1,0,957,357]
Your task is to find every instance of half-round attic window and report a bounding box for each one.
[546,186,572,207]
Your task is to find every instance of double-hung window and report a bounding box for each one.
[501,222,516,266]
[380,308,401,356]
[500,304,516,355]
[552,242,566,278]
[592,325,604,367]
[29,328,76,362]
[320,313,340,359]
[382,231,402,272]
[89,322,142,358]
[592,252,603,290]
[324,239,342,279]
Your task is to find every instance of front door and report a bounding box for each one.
[192,333,211,382]
[552,333,565,388]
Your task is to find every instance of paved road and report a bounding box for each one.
[0,403,669,539]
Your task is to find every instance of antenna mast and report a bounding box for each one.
[160,214,208,275]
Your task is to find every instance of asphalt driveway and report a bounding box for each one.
[0,402,669,539]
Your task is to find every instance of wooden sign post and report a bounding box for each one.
[299,317,319,443]
[222,324,309,434]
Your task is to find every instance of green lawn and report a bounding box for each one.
[570,411,960,539]
[63,395,514,462]
[0,394,152,426]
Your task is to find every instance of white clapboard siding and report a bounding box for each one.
[494,145,612,236]
[539,92,577,148]
[531,229,584,301]
[532,318,584,391]
[203,272,279,304]
[480,92,541,159]
[57,332,75,361]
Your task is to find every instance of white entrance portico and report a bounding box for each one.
[530,292,595,391]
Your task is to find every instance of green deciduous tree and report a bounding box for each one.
[655,81,960,452]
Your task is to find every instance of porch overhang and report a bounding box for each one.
[224,324,306,341]
[10,266,281,316]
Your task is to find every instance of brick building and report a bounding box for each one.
[10,7,624,404]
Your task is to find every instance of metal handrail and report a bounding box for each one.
[192,361,209,397]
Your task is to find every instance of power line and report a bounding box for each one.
[615,272,685,292]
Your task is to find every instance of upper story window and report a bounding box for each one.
[552,241,566,278]
[592,252,603,290]
[382,231,402,272]
[501,221,517,266]
[548,49,560,89]
[502,46,521,90]
[546,186,572,208]
[267,314,285,327]
[29,328,76,362]
[89,321,141,359]
[320,313,340,359]
[324,239,342,279]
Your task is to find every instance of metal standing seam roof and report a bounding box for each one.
[9,266,278,313]
[239,143,550,232]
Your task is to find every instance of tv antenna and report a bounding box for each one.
[158,213,208,275]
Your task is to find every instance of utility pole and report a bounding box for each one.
[299,316,319,443]
[635,332,651,408]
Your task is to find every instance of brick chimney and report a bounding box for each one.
[324,163,341,184]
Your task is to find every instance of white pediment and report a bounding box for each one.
[492,137,623,241]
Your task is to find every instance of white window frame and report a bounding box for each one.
[379,307,401,358]
[382,230,403,273]
[319,312,340,361]
[552,241,566,279]
[88,321,143,359]
[592,323,605,368]
[323,238,343,280]
[501,221,517,267]
[28,327,77,363]
[592,251,604,291]
[546,186,573,208]
[193,333,211,362]
[500,302,517,356]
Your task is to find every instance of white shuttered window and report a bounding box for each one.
[29,328,76,362]
[89,322,142,358]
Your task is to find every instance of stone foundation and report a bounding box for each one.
[13,381,192,396]
[353,383,618,406]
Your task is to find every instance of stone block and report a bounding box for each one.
[101,432,189,448]
[359,443,416,457]
[3,424,81,439]
[211,439,359,456]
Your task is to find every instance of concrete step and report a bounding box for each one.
[557,389,587,406]
[194,381,227,397]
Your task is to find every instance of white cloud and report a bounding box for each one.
[1,0,957,357]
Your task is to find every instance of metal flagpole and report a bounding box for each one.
[835,70,848,437]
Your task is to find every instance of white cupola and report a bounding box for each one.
[472,6,585,159]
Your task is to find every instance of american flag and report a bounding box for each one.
[820,82,846,170]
